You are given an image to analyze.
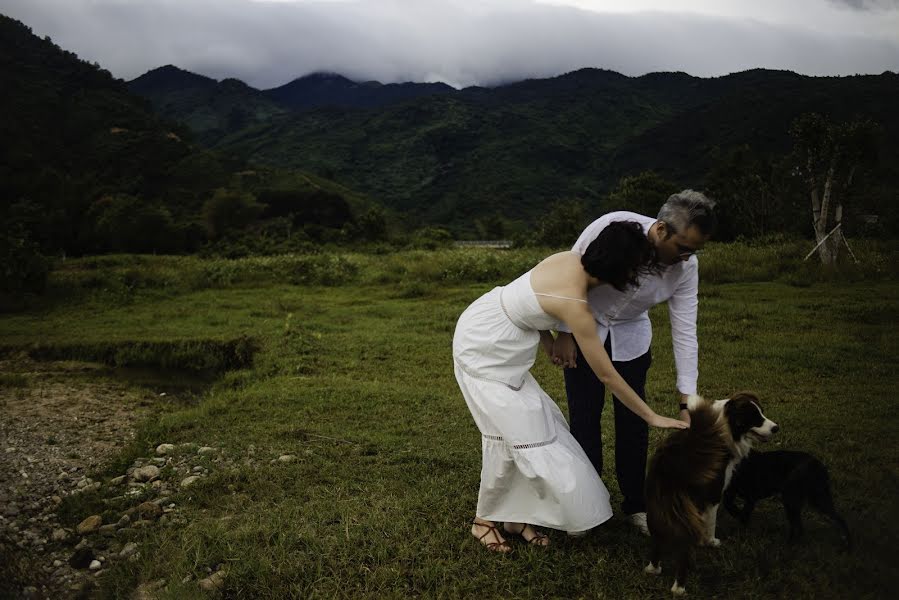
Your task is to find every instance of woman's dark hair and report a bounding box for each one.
[581,221,657,291]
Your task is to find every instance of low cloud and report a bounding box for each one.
[3,0,898,88]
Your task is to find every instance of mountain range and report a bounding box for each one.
[128,64,899,232]
[4,8,898,255]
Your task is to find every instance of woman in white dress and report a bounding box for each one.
[453,221,689,552]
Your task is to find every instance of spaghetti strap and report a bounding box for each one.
[533,292,588,303]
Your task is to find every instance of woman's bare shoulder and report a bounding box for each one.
[531,252,587,298]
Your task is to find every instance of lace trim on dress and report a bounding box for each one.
[482,434,559,449]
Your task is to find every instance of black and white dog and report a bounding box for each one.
[723,449,852,551]
[644,392,779,595]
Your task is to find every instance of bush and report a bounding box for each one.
[0,226,50,309]
[88,194,177,253]
[408,227,454,250]
[202,188,262,239]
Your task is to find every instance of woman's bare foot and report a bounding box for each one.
[503,522,550,546]
[471,518,512,553]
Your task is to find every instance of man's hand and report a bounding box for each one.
[552,332,578,368]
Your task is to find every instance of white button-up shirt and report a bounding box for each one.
[560,211,699,395]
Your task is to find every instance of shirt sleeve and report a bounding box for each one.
[668,259,699,395]
[555,214,616,334]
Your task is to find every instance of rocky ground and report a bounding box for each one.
[0,359,236,599]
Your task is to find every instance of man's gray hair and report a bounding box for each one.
[657,190,717,235]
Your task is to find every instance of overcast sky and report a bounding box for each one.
[3,0,898,89]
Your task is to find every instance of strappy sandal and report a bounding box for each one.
[504,523,550,546]
[525,529,550,546]
[472,520,513,553]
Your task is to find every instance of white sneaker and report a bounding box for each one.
[625,512,649,536]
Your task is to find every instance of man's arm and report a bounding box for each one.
[668,260,700,423]
[539,330,555,360]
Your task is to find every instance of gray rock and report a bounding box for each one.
[155,443,175,455]
[89,559,101,570]
[120,541,139,558]
[99,524,118,537]
[277,454,297,463]
[130,519,154,529]
[76,515,102,535]
[133,466,160,482]
[135,501,163,520]
[198,446,216,455]
[198,570,227,591]
[180,476,201,488]
[51,528,69,542]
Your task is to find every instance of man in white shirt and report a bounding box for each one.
[552,190,716,535]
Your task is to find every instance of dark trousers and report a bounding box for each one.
[564,336,651,515]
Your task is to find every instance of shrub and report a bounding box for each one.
[0,226,50,309]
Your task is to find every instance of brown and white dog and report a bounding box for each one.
[644,392,779,595]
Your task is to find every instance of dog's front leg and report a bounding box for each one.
[722,486,741,519]
[702,504,721,547]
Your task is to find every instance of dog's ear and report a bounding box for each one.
[724,400,745,431]
[730,391,762,411]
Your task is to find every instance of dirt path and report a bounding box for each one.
[0,358,169,598]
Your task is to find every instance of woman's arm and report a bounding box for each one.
[564,307,688,430]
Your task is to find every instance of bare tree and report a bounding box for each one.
[790,114,879,265]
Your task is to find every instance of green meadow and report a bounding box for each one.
[1,240,898,599]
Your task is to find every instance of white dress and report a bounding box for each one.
[453,270,613,532]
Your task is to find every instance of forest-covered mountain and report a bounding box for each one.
[131,63,899,234]
[4,6,898,275]
[268,71,897,230]
[1,14,382,270]
[127,65,287,144]
[128,67,457,143]
[263,72,456,111]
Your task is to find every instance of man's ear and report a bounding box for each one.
[655,220,670,240]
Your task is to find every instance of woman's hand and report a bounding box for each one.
[551,332,577,368]
[648,414,690,430]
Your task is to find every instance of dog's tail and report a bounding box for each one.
[646,476,705,545]
[808,463,853,552]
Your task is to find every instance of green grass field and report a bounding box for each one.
[1,244,898,599]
